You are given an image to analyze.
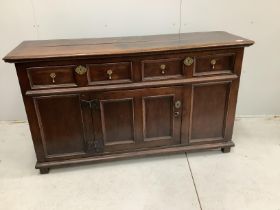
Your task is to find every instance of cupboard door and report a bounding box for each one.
[141,87,183,147]
[33,95,87,158]
[189,82,230,143]
[91,91,137,153]
[91,86,183,153]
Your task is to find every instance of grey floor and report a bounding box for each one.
[0,118,280,210]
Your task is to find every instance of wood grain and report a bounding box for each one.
[3,32,253,173]
[35,141,235,169]
[3,31,254,63]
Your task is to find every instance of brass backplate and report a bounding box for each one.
[184,57,194,66]
[175,100,181,109]
[75,65,87,75]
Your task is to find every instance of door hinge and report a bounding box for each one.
[80,99,100,110]
[93,139,103,153]
[86,139,103,153]
[91,99,100,110]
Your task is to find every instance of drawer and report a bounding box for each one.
[141,58,183,80]
[27,65,77,89]
[88,62,132,85]
[194,54,235,76]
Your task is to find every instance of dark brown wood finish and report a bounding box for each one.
[194,53,235,76]
[27,65,78,89]
[189,82,230,143]
[142,57,184,80]
[3,31,253,63]
[34,95,86,157]
[87,62,133,85]
[3,32,254,174]
[93,91,137,152]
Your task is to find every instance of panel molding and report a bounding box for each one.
[33,94,87,157]
[192,52,236,77]
[142,94,175,141]
[100,97,135,145]
[189,81,231,143]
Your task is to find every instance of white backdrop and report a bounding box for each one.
[0,0,279,120]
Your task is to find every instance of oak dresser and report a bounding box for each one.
[3,31,254,174]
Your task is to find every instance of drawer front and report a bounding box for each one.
[88,62,132,85]
[194,54,235,76]
[28,66,77,89]
[142,58,183,80]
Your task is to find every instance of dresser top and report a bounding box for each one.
[3,31,254,63]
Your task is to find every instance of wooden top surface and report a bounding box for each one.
[3,31,254,63]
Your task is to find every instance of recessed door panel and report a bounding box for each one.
[190,82,229,143]
[142,87,183,147]
[92,87,183,153]
[91,90,137,153]
[101,99,134,145]
[144,95,173,139]
[34,95,86,157]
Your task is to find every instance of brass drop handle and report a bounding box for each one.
[50,73,56,83]
[211,59,217,69]
[160,64,166,75]
[174,111,180,117]
[107,69,113,80]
